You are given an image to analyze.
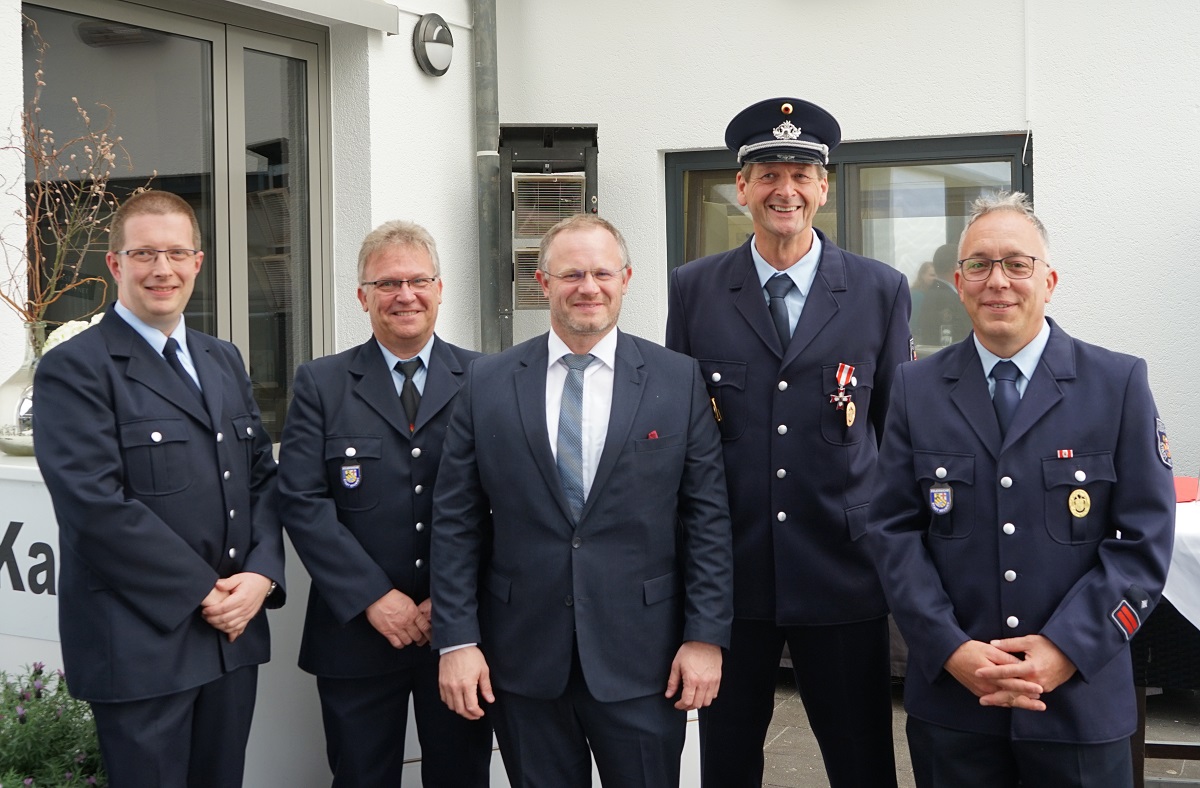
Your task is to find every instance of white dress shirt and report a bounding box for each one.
[545,327,618,501]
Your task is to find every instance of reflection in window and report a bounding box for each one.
[667,138,1030,359]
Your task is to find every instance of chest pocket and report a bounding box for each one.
[698,360,746,442]
[325,435,384,512]
[1041,452,1116,545]
[120,418,191,496]
[820,361,875,446]
[914,450,975,539]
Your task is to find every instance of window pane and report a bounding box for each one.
[682,168,838,262]
[852,161,1012,357]
[24,5,216,334]
[243,48,311,435]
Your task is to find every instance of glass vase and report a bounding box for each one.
[0,322,46,456]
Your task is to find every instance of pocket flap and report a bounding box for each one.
[643,571,681,605]
[698,360,746,391]
[323,435,384,461]
[914,450,974,484]
[1042,452,1116,489]
[120,418,188,448]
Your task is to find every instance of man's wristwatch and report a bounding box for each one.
[266,581,278,599]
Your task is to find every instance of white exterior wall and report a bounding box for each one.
[494,0,1200,474]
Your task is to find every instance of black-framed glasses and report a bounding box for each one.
[116,248,200,264]
[957,255,1043,281]
[542,266,627,284]
[360,277,439,293]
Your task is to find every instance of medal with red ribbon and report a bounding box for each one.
[831,362,856,427]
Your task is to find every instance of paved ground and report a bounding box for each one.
[763,674,1200,787]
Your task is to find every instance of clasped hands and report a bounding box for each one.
[201,572,274,642]
[945,634,1077,712]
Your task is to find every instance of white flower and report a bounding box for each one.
[43,313,104,354]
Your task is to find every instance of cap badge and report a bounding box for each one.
[780,102,794,115]
[773,120,803,141]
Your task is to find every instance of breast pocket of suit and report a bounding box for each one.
[324,435,384,512]
[820,361,874,446]
[914,450,975,539]
[120,418,192,496]
[1041,451,1116,545]
[698,360,746,441]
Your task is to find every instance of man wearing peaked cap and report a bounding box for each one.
[867,192,1175,786]
[667,98,911,786]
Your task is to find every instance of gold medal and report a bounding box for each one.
[1069,488,1091,518]
[845,400,856,427]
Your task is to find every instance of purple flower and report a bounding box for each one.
[86,778,97,785]
[33,679,44,698]
[56,669,65,680]
[65,773,73,780]
[24,778,34,786]
[32,661,45,675]
[16,703,26,723]
[75,752,85,763]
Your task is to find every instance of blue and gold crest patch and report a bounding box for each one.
[342,463,362,489]
[1157,418,1172,468]
[928,483,953,515]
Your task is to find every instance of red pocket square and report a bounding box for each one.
[647,430,659,439]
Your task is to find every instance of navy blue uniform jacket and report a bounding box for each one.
[279,336,479,677]
[430,331,733,703]
[868,320,1175,742]
[33,310,284,703]
[666,231,911,624]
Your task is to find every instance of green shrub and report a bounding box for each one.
[0,663,105,787]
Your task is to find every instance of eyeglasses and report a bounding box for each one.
[542,266,627,284]
[360,277,439,293]
[116,248,200,264]
[957,255,1043,281]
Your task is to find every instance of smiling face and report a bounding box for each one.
[955,210,1057,358]
[106,212,203,334]
[535,225,632,353]
[357,242,443,358]
[736,161,828,248]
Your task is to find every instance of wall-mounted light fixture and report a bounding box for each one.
[413,13,453,77]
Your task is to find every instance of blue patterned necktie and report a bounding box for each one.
[163,337,204,405]
[991,360,1021,438]
[765,274,794,348]
[556,353,595,522]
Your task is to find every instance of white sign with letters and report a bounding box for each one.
[0,459,60,642]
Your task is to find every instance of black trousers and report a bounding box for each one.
[907,715,1133,788]
[90,665,258,788]
[699,616,897,788]
[491,644,686,788]
[317,656,492,788]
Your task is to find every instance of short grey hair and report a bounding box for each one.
[958,191,1049,257]
[357,220,441,281]
[538,214,631,272]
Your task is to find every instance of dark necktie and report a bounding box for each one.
[991,360,1021,438]
[163,337,204,405]
[556,353,594,522]
[765,274,795,348]
[396,359,423,432]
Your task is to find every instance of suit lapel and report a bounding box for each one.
[104,314,210,426]
[190,337,224,428]
[730,244,784,357]
[782,239,844,368]
[580,332,645,526]
[1001,322,1073,450]
[515,338,574,522]
[946,339,1003,461]
[350,339,411,437]
[413,336,466,434]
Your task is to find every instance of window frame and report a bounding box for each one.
[664,134,1033,274]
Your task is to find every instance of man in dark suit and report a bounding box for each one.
[33,190,285,787]
[432,215,733,788]
[867,192,1176,787]
[666,98,910,787]
[278,220,491,787]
